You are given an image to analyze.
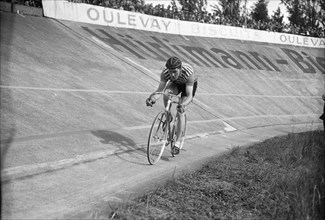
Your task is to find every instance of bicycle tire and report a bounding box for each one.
[171,113,187,156]
[147,111,168,165]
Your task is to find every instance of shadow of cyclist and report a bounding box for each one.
[91,130,149,165]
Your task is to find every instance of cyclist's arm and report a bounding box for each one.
[181,85,194,107]
[150,81,167,102]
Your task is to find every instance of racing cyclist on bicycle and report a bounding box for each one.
[146,56,198,155]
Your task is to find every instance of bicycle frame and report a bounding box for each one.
[147,92,185,164]
[155,91,180,137]
[155,91,180,113]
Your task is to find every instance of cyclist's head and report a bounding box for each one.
[166,56,182,80]
[165,56,182,69]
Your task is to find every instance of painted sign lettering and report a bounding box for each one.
[82,26,325,74]
[280,34,325,47]
[86,8,172,32]
[42,1,325,48]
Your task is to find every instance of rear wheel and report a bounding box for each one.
[147,111,167,165]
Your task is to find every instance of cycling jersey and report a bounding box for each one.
[160,63,197,86]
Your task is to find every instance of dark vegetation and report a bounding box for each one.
[108,130,325,219]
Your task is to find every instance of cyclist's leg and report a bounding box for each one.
[163,82,179,128]
[163,82,179,108]
[175,112,185,142]
[175,81,197,145]
[173,84,186,148]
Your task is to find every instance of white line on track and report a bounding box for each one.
[193,98,237,131]
[92,36,112,49]
[0,85,319,98]
[92,37,159,81]
[124,57,159,80]
[182,35,190,41]
[198,93,320,98]
[3,113,320,144]
[91,37,159,81]
[17,12,25,18]
[0,85,150,94]
[2,121,322,182]
[1,148,119,182]
[188,113,321,124]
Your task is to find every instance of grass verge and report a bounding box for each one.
[108,130,325,219]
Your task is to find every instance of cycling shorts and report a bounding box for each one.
[175,80,198,98]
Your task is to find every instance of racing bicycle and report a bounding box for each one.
[147,92,187,165]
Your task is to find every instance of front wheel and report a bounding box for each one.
[147,111,168,165]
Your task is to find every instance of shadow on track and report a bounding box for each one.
[91,130,149,165]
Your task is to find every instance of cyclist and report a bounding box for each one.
[146,56,198,155]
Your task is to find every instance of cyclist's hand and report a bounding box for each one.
[146,97,155,107]
[177,104,185,113]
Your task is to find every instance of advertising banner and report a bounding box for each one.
[42,0,325,48]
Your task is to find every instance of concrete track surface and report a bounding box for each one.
[1,11,324,219]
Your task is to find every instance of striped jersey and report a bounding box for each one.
[160,63,196,86]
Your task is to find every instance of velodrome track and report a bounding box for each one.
[1,11,324,219]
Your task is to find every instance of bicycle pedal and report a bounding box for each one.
[171,146,180,155]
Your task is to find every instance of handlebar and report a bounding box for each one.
[152,92,181,104]
[152,92,182,112]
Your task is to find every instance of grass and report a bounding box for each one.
[106,130,325,220]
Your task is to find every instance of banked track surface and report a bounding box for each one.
[0,11,324,219]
